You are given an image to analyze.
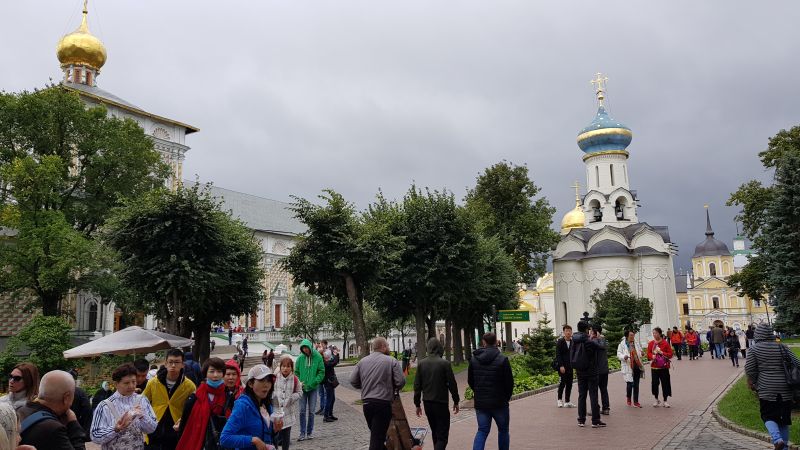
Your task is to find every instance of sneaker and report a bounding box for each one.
[591,421,607,428]
[578,422,585,427]
[601,408,610,415]
[653,400,662,407]
[565,402,576,408]
[775,440,786,450]
[634,402,642,408]
[324,417,335,423]
[298,435,306,441]
[306,435,314,440]
[558,400,564,408]
[329,416,338,421]
[626,398,631,407]
[663,401,671,408]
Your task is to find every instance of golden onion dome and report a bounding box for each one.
[56,7,106,70]
[560,184,585,233]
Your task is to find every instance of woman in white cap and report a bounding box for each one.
[220,364,276,450]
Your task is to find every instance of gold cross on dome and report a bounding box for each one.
[591,72,608,106]
[83,0,89,14]
[571,180,581,201]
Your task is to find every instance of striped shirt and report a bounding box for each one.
[90,391,158,449]
[744,340,798,402]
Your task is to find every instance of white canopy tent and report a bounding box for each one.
[63,326,194,359]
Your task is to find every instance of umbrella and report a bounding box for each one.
[63,326,194,359]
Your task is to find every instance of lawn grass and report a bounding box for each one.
[718,377,800,443]
[401,361,469,393]
[781,337,800,344]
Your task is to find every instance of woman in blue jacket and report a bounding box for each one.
[220,365,276,450]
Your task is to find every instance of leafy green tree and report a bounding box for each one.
[282,288,327,342]
[728,126,800,332]
[283,190,402,357]
[0,316,74,376]
[519,313,557,375]
[105,184,264,363]
[590,280,652,345]
[0,86,168,315]
[325,302,354,358]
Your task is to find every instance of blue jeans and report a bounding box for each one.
[765,420,790,445]
[473,406,510,450]
[714,343,724,359]
[298,390,318,436]
[318,383,327,412]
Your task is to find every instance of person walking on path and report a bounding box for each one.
[322,349,340,423]
[413,337,460,450]
[706,326,715,359]
[591,325,611,415]
[726,328,741,367]
[316,343,327,418]
[670,327,684,361]
[272,355,303,450]
[1,362,39,411]
[91,364,158,450]
[219,365,276,450]
[228,328,233,346]
[176,358,230,450]
[617,330,644,408]
[570,321,606,428]
[18,370,87,450]
[242,337,249,359]
[686,328,700,360]
[647,327,674,408]
[143,349,196,450]
[468,332,513,450]
[555,325,575,408]
[294,339,325,441]
[746,325,755,351]
[350,337,405,450]
[745,323,798,450]
[711,324,726,360]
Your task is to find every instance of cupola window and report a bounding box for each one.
[709,262,717,277]
[712,296,720,309]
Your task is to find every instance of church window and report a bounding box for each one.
[74,67,82,84]
[589,199,602,223]
[595,166,600,188]
[86,71,92,86]
[610,165,615,186]
[712,297,720,310]
[682,303,689,315]
[88,302,98,332]
[709,262,717,276]
[722,261,730,276]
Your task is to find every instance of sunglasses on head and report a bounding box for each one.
[8,375,23,382]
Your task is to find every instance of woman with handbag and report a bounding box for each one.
[617,330,644,408]
[647,327,674,408]
[177,357,230,450]
[745,323,800,450]
[322,349,340,423]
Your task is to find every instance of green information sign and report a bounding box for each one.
[497,310,530,322]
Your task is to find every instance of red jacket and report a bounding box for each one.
[686,331,699,346]
[670,331,683,344]
[647,339,673,368]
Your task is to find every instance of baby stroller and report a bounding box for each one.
[386,394,427,450]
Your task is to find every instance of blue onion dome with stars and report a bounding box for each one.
[576,73,633,155]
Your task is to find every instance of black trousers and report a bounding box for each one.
[363,399,393,450]
[577,374,600,424]
[424,401,450,450]
[626,365,642,403]
[689,345,699,359]
[672,344,682,360]
[651,368,672,400]
[558,370,573,402]
[597,373,609,410]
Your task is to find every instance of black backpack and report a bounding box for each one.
[570,340,589,371]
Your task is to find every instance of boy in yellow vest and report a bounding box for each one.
[144,348,196,450]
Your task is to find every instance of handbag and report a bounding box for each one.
[651,342,670,369]
[780,345,800,387]
[328,374,340,388]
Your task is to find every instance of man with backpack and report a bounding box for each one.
[570,320,606,428]
[18,370,86,449]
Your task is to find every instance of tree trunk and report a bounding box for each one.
[505,322,514,352]
[344,274,369,357]
[415,305,427,359]
[426,315,436,340]
[453,323,464,364]
[193,323,211,364]
[444,317,452,362]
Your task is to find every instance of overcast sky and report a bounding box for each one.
[3,1,798,271]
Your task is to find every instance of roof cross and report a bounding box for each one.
[590,72,608,106]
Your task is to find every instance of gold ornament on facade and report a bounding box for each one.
[56,0,107,70]
[560,181,586,233]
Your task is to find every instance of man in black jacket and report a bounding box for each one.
[591,324,611,415]
[68,369,93,440]
[555,324,575,408]
[18,370,86,450]
[468,332,513,450]
[414,337,460,450]
[570,321,606,428]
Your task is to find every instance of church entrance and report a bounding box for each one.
[713,319,725,327]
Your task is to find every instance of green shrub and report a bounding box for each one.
[0,316,74,379]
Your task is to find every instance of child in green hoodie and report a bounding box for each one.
[294,338,325,441]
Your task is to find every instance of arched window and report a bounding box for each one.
[712,297,720,310]
[709,262,717,277]
[88,302,98,332]
[614,196,627,221]
[589,199,602,223]
[595,166,600,188]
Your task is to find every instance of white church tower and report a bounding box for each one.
[552,74,680,335]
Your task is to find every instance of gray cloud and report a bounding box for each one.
[3,0,797,270]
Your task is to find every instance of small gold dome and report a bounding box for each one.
[560,205,585,233]
[56,9,106,70]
